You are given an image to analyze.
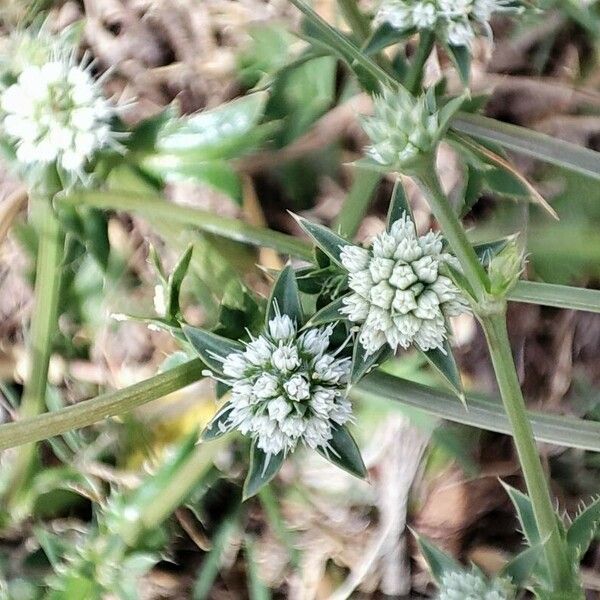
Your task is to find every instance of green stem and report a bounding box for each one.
[334,168,380,237]
[411,163,489,300]
[481,313,576,594]
[7,191,64,506]
[3,358,600,453]
[0,359,204,451]
[337,0,370,42]
[60,190,313,260]
[404,30,435,95]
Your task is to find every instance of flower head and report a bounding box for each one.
[437,570,515,600]
[362,87,440,170]
[340,213,468,354]
[375,0,523,48]
[205,315,352,457]
[1,59,117,175]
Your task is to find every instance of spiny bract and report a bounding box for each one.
[376,0,523,48]
[437,570,515,600]
[340,213,468,354]
[206,314,353,457]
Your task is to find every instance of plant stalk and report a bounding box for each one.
[6,190,64,507]
[411,163,489,301]
[481,313,576,593]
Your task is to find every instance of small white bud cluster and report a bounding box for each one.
[208,315,352,457]
[0,59,117,174]
[376,0,522,48]
[362,87,439,169]
[437,570,515,600]
[340,213,468,354]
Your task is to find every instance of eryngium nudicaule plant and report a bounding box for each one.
[0,27,118,178]
[183,266,366,498]
[376,0,523,48]
[437,570,515,600]
[340,213,468,354]
[202,315,352,456]
[362,87,439,169]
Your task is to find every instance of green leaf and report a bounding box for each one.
[292,214,352,267]
[419,339,464,402]
[63,189,313,260]
[140,157,242,203]
[351,342,392,384]
[182,326,244,375]
[386,177,412,227]
[289,0,396,91]
[414,534,461,584]
[446,44,471,86]
[473,236,514,267]
[566,496,600,560]
[305,295,348,327]
[501,482,541,546]
[508,281,600,315]
[266,265,304,326]
[156,93,268,158]
[500,544,543,587]
[243,444,285,500]
[363,22,405,55]
[317,425,367,479]
[201,402,235,441]
[452,112,600,181]
[352,371,600,453]
[166,244,193,321]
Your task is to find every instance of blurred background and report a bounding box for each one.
[1,0,600,598]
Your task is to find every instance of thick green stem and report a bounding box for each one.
[405,30,435,95]
[411,164,489,300]
[0,359,204,451]
[6,191,64,506]
[482,313,576,594]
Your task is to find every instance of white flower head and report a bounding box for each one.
[340,212,469,354]
[206,314,352,457]
[437,570,515,600]
[0,47,120,177]
[376,0,523,49]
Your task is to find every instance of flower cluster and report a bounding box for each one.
[0,58,117,174]
[362,87,439,170]
[207,315,352,457]
[437,570,515,600]
[340,213,468,354]
[376,0,522,48]
[0,60,115,175]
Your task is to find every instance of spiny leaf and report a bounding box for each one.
[419,339,464,403]
[566,495,600,560]
[243,444,285,500]
[414,533,461,584]
[182,326,244,375]
[291,214,353,268]
[317,425,367,479]
[351,341,392,384]
[201,402,235,442]
[266,265,304,327]
[386,177,412,227]
[304,295,348,328]
[166,244,193,321]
